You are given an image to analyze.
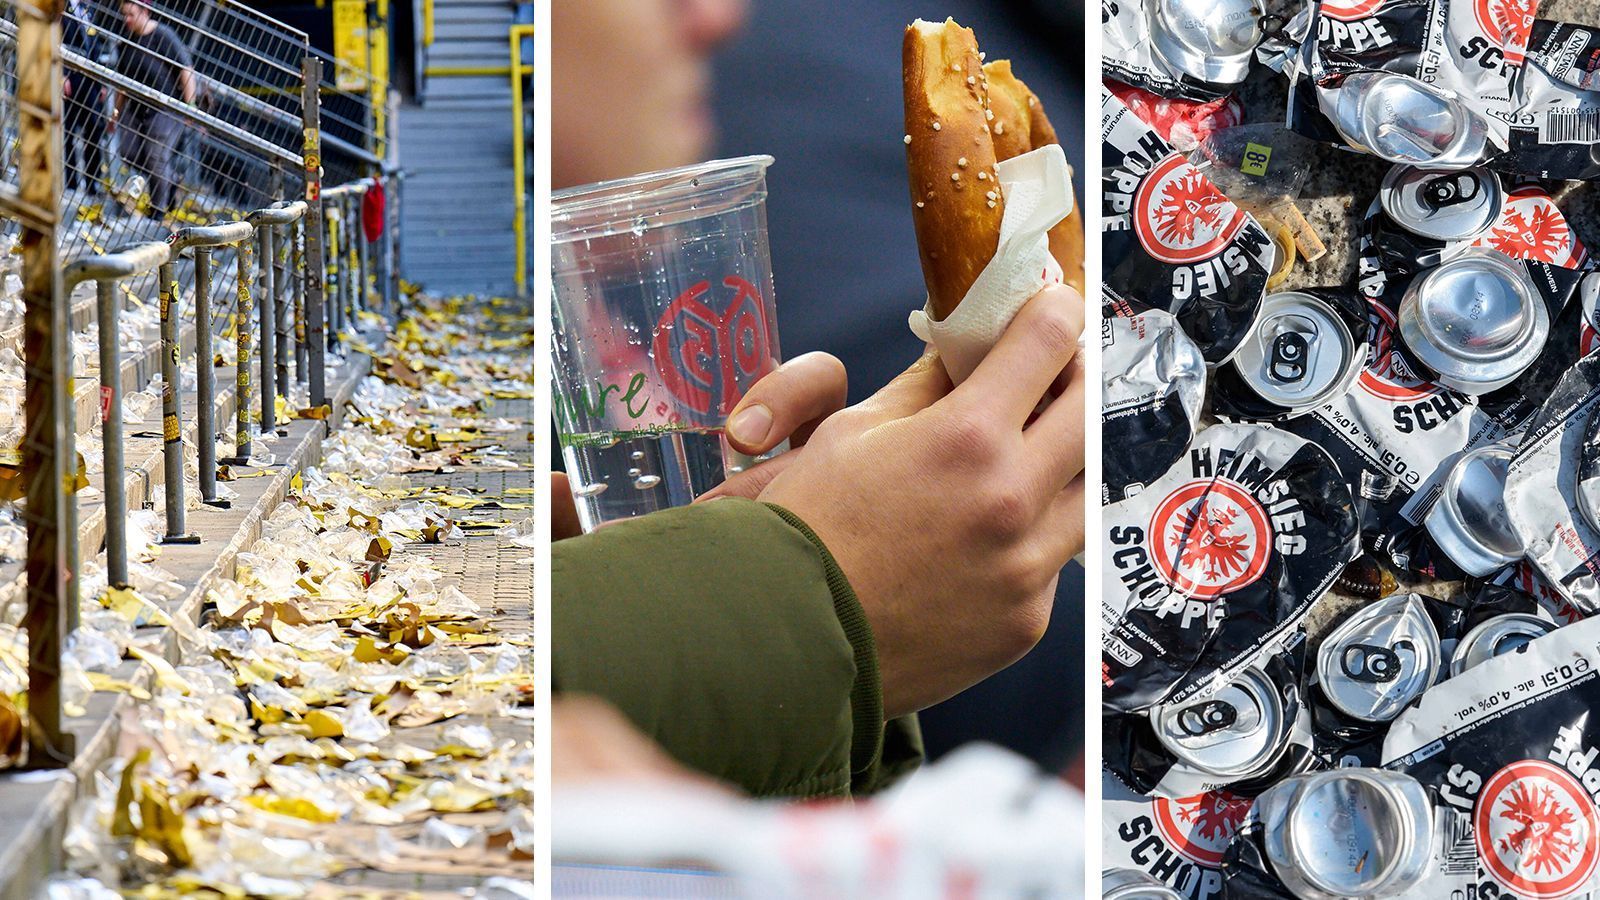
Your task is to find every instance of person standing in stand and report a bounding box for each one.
[110,0,194,219]
[62,0,107,197]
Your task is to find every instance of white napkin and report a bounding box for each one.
[908,143,1075,385]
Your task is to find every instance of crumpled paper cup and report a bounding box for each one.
[908,143,1075,385]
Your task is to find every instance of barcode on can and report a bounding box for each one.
[1437,809,1478,877]
[1539,108,1600,144]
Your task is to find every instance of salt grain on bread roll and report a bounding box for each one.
[903,18,1004,321]
[984,60,1085,295]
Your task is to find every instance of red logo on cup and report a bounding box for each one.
[1476,759,1599,899]
[1321,0,1385,20]
[1150,479,1272,599]
[1359,299,1442,402]
[652,276,772,420]
[1134,155,1246,265]
[1154,791,1253,867]
[1475,0,1536,64]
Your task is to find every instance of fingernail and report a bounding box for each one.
[727,404,772,445]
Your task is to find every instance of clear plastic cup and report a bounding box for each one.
[552,156,783,532]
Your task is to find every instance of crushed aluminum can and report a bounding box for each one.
[1214,290,1367,421]
[1227,769,1434,900]
[1151,666,1294,784]
[1103,423,1359,712]
[1104,0,1243,100]
[1448,611,1557,676]
[1104,867,1188,899]
[1105,767,1253,900]
[1378,165,1503,243]
[1423,443,1523,576]
[1111,644,1313,799]
[1103,293,1208,504]
[1327,73,1491,169]
[1102,87,1273,365]
[1315,593,1441,724]
[1397,249,1549,395]
[1276,291,1509,566]
[1505,352,1600,614]
[1285,0,1529,163]
[1147,0,1262,87]
[1383,614,1600,900]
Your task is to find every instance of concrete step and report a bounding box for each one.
[433,22,514,43]
[0,337,378,900]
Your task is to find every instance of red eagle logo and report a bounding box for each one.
[1153,171,1232,248]
[1499,780,1585,877]
[1477,760,1600,898]
[1483,204,1572,264]
[1172,502,1254,583]
[1477,0,1536,62]
[1155,791,1253,867]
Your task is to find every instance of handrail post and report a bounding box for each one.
[275,221,290,396]
[255,220,276,432]
[294,218,307,383]
[301,53,328,409]
[328,206,344,346]
[155,258,197,543]
[64,244,177,583]
[230,239,254,463]
[95,281,128,583]
[171,221,255,500]
[194,246,221,506]
[18,0,75,768]
[355,193,370,317]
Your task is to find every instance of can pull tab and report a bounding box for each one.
[1339,639,1416,684]
[1267,314,1320,385]
[1176,700,1239,736]
[1421,172,1482,211]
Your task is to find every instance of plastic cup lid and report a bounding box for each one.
[1398,250,1547,394]
[1425,444,1523,576]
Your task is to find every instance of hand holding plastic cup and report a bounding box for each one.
[551,156,784,532]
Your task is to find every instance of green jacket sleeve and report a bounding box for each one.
[553,497,922,799]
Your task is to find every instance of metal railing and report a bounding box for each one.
[0,0,403,770]
[423,22,533,295]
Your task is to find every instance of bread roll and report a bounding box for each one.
[983,60,1085,295]
[903,18,1004,321]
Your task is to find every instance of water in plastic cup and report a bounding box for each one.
[551,156,784,532]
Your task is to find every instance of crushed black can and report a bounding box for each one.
[1211,288,1371,422]
[1103,87,1273,364]
[1283,0,1529,164]
[1492,18,1600,181]
[1103,423,1360,712]
[1105,767,1254,900]
[1104,292,1208,504]
[1109,642,1313,799]
[1505,352,1600,614]
[1380,614,1600,899]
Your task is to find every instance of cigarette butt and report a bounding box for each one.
[1270,199,1327,263]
